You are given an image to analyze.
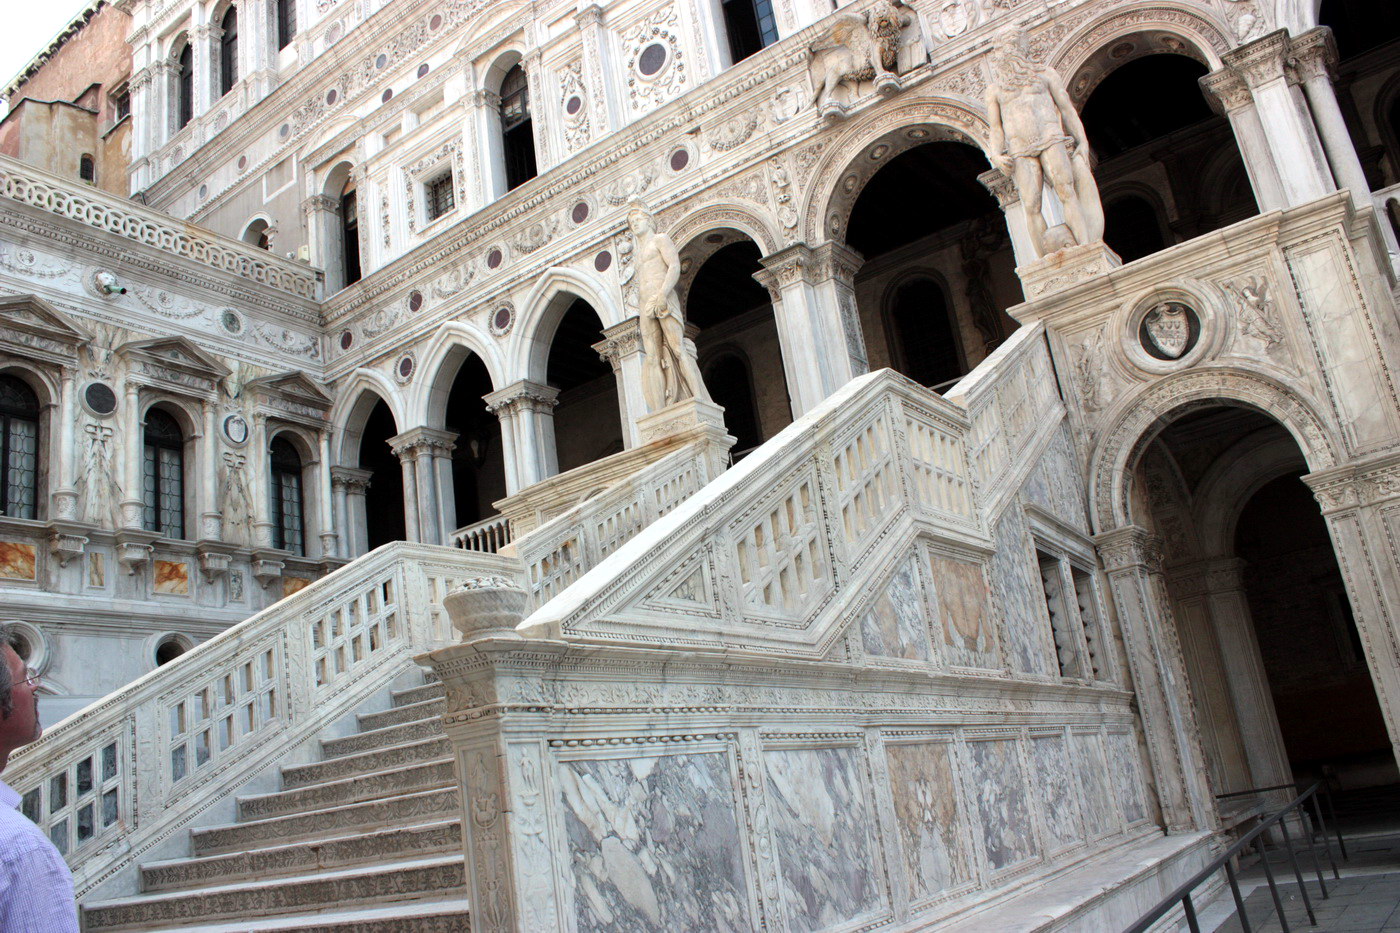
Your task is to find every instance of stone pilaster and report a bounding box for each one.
[303,194,343,291]
[575,5,620,136]
[192,22,220,116]
[484,380,559,494]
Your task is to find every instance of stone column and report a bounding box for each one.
[240,0,277,101]
[754,242,868,418]
[330,466,372,558]
[119,381,144,531]
[389,427,458,545]
[316,431,337,559]
[1201,66,1288,213]
[576,5,620,136]
[978,168,1039,268]
[484,381,559,491]
[303,194,343,292]
[470,88,505,204]
[592,317,645,450]
[128,65,158,177]
[1291,29,1372,211]
[1222,31,1334,208]
[250,413,275,549]
[1305,464,1400,771]
[1096,526,1218,833]
[198,402,222,542]
[51,369,79,521]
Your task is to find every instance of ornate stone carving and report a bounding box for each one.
[628,203,712,412]
[1222,276,1283,348]
[807,0,916,117]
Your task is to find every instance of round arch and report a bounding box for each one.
[1190,429,1309,559]
[511,266,623,383]
[1089,368,1341,531]
[329,369,405,464]
[0,363,59,410]
[801,96,994,245]
[139,396,201,438]
[670,203,784,260]
[1051,8,1230,107]
[321,159,355,199]
[266,424,319,465]
[413,322,507,428]
[480,48,525,96]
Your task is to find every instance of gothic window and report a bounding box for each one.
[341,185,361,284]
[219,6,239,96]
[499,64,537,191]
[143,408,185,539]
[424,171,455,222]
[176,44,194,130]
[887,278,963,391]
[722,0,778,64]
[276,0,297,51]
[79,155,96,183]
[0,375,39,520]
[270,436,304,555]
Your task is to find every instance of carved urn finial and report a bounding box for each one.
[443,575,529,642]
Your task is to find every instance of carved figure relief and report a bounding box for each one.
[78,423,119,528]
[221,452,255,547]
[808,0,918,117]
[628,203,713,411]
[1223,276,1283,348]
[986,29,1105,257]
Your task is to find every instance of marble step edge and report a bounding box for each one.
[389,682,444,708]
[356,697,445,732]
[279,735,452,791]
[84,898,470,933]
[193,786,460,857]
[141,819,462,894]
[320,714,443,759]
[84,857,465,932]
[239,757,456,821]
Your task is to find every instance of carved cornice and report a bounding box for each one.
[1304,453,1400,512]
[575,4,605,28]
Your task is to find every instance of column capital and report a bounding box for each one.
[756,241,864,289]
[1287,27,1339,84]
[303,193,340,216]
[591,316,643,367]
[389,426,458,457]
[575,3,606,28]
[330,465,373,492]
[1200,66,1254,115]
[484,379,559,416]
[1305,454,1400,512]
[977,167,1019,208]
[1168,557,1247,600]
[1221,30,1297,90]
[1094,525,1164,574]
[472,88,502,110]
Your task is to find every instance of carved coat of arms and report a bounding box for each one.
[1143,302,1193,359]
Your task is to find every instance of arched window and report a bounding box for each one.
[270,436,305,555]
[722,0,778,64]
[0,375,40,520]
[887,278,963,391]
[219,6,238,96]
[143,408,185,538]
[499,64,537,191]
[243,218,271,249]
[340,179,361,285]
[276,0,297,51]
[1103,195,1167,263]
[703,353,762,457]
[78,155,95,183]
[176,44,194,129]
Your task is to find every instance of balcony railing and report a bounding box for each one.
[450,514,512,553]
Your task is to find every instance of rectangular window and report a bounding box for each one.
[111,85,130,122]
[1038,551,1086,679]
[277,0,297,50]
[143,445,184,538]
[425,171,455,222]
[272,469,304,555]
[2,416,37,520]
[722,0,779,64]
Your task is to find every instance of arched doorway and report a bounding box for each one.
[1128,404,1396,811]
[356,398,404,550]
[844,138,1021,390]
[434,351,505,533]
[547,298,623,475]
[681,232,793,454]
[1079,49,1257,248]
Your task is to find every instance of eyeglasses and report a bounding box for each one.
[17,668,40,689]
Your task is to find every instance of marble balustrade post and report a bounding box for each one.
[1096,526,1219,833]
[592,318,645,450]
[1201,66,1289,213]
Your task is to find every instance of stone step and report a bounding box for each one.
[280,735,452,790]
[84,857,465,931]
[93,898,470,932]
[389,682,444,708]
[240,757,455,820]
[356,696,444,732]
[194,786,459,857]
[141,820,462,893]
[321,715,442,759]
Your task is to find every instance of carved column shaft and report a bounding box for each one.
[593,317,645,450]
[317,432,338,559]
[52,370,79,520]
[330,466,372,558]
[1201,66,1289,213]
[250,414,274,548]
[390,427,458,545]
[304,195,343,293]
[119,382,144,530]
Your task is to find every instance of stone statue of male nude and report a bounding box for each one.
[985,29,1105,257]
[627,203,712,412]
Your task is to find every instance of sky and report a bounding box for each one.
[0,2,96,108]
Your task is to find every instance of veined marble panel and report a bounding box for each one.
[154,560,190,595]
[928,551,997,669]
[968,738,1037,872]
[559,751,751,931]
[1107,731,1147,824]
[1022,425,1090,531]
[1075,731,1117,838]
[988,509,1054,676]
[1030,733,1082,850]
[765,746,882,928]
[886,740,968,903]
[0,541,36,580]
[860,554,931,661]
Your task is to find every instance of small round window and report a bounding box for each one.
[155,635,190,667]
[638,43,667,77]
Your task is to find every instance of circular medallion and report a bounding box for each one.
[565,95,583,116]
[638,43,667,77]
[395,354,416,384]
[1139,301,1200,361]
[223,414,249,446]
[326,88,338,105]
[237,155,248,171]
[490,304,514,337]
[198,184,209,200]
[417,63,430,79]
[594,250,612,272]
[669,148,690,172]
[705,232,725,244]
[83,382,117,417]
[382,88,393,103]
[571,201,590,224]
[375,53,388,69]
[278,123,290,138]
[408,290,423,312]
[339,330,354,351]
[220,309,244,335]
[327,23,342,43]
[429,14,442,30]
[486,248,503,269]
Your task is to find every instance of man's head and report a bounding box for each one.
[0,622,42,774]
[626,202,653,236]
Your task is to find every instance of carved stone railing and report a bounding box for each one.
[511,441,725,605]
[3,541,518,901]
[1373,182,1400,277]
[450,513,513,553]
[0,155,321,300]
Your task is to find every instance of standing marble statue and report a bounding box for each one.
[628,203,712,412]
[985,29,1105,257]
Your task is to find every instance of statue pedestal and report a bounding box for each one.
[636,398,735,474]
[1016,241,1122,303]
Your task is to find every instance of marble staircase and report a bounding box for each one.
[81,675,465,932]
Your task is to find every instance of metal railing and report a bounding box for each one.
[1126,780,1348,933]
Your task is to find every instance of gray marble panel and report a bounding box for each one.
[928,551,998,669]
[989,508,1054,676]
[1107,731,1147,824]
[1022,425,1090,532]
[861,553,932,660]
[1075,732,1117,838]
[560,751,751,932]
[765,746,882,928]
[886,741,968,903]
[1030,733,1081,850]
[968,738,1037,871]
